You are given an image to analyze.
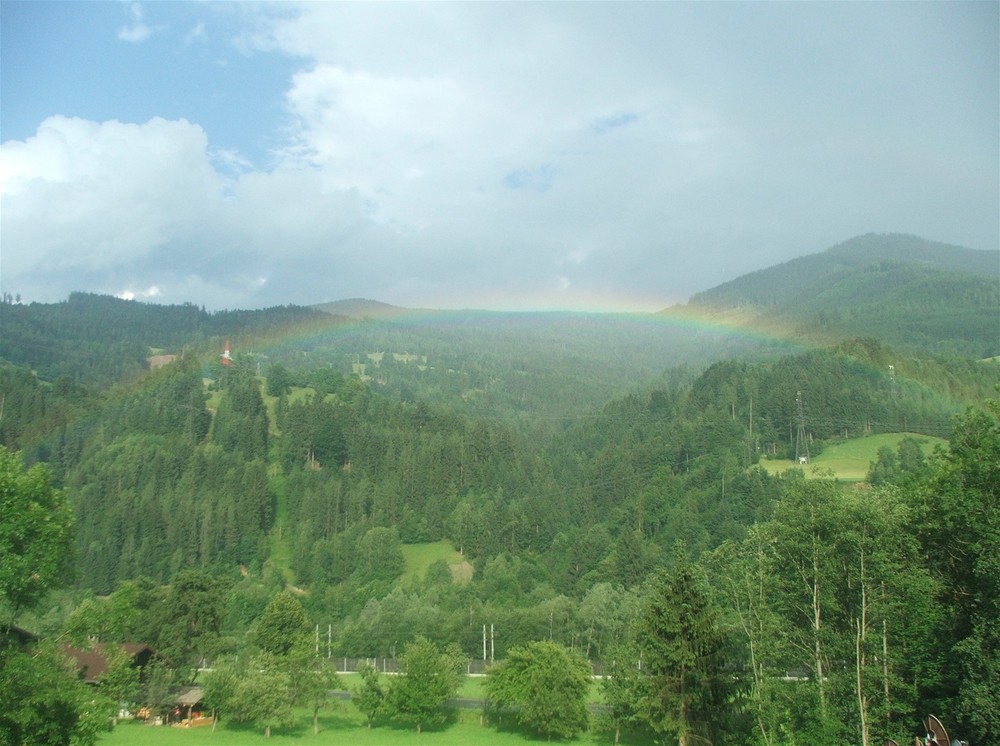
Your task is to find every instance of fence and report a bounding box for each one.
[329,656,604,676]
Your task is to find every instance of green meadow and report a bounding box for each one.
[759,432,947,481]
[98,676,625,746]
[400,540,470,585]
[99,712,634,746]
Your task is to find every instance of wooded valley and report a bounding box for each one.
[1,234,998,745]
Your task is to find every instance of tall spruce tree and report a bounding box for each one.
[639,547,739,746]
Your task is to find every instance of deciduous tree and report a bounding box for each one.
[0,447,73,615]
[485,639,591,740]
[352,662,385,729]
[233,653,293,738]
[914,398,1000,743]
[0,641,112,746]
[200,657,239,730]
[100,645,141,725]
[0,449,103,745]
[253,591,310,657]
[154,569,225,675]
[385,635,463,733]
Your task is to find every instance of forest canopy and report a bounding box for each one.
[1,237,997,744]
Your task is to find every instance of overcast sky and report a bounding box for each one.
[1,1,997,312]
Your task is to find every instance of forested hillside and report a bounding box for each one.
[0,291,334,389]
[2,235,999,745]
[681,233,999,358]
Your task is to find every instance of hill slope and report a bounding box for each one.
[674,233,999,357]
[689,233,997,308]
[2,234,995,428]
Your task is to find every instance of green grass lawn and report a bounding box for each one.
[759,432,947,482]
[99,698,637,745]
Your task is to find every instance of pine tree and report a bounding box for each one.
[639,548,739,746]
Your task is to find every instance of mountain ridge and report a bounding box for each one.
[662,233,998,358]
[686,232,998,310]
[2,233,996,398]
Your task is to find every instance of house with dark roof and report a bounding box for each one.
[61,642,159,685]
[1,624,39,649]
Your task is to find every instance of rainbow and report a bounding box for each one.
[224,300,809,366]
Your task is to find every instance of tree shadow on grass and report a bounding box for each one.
[483,713,582,742]
[212,714,332,739]
[310,710,373,736]
[482,713,658,744]
[368,706,463,736]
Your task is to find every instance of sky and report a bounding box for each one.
[1,1,997,313]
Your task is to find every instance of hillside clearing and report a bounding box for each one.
[759,432,947,481]
[400,540,471,585]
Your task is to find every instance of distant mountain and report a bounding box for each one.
[314,298,413,320]
[688,233,997,308]
[2,234,995,423]
[670,233,999,358]
[0,292,330,388]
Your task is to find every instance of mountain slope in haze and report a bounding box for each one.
[1,233,994,426]
[0,292,336,388]
[314,298,412,320]
[689,233,997,308]
[672,233,999,358]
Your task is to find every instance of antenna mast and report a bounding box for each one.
[795,391,810,465]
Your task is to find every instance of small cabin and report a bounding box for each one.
[61,642,159,685]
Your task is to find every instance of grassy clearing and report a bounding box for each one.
[262,384,316,436]
[759,432,947,481]
[400,540,468,585]
[262,471,298,588]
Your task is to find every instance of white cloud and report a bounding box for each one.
[1,116,220,274]
[2,117,223,297]
[0,113,424,309]
[2,3,995,313]
[5,4,751,311]
[117,286,161,301]
[118,3,153,43]
[281,64,473,193]
[184,21,206,46]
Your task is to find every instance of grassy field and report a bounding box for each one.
[759,432,947,481]
[98,675,616,745]
[98,696,633,746]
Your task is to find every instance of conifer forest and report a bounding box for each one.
[2,235,998,745]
